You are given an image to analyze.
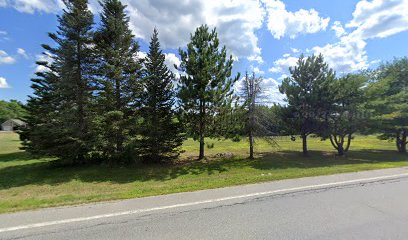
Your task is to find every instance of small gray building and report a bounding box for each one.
[1,119,27,131]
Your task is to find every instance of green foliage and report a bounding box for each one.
[0,100,27,123]
[93,0,142,163]
[366,58,408,153]
[279,54,335,155]
[318,74,369,155]
[138,29,185,163]
[177,24,240,159]
[22,0,96,163]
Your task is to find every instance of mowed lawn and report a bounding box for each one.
[0,132,407,213]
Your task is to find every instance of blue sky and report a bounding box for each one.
[0,0,407,103]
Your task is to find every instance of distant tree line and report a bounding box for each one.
[0,100,27,123]
[19,0,407,165]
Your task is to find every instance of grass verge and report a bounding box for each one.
[0,132,407,213]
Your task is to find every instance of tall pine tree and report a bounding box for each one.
[94,0,141,162]
[367,58,408,154]
[279,54,335,156]
[24,0,96,164]
[177,25,239,160]
[139,29,184,163]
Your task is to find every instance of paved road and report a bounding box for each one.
[2,168,408,240]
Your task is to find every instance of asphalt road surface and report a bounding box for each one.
[2,167,408,240]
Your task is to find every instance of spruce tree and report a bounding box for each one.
[94,0,141,162]
[24,0,96,163]
[177,25,239,160]
[20,54,61,156]
[139,29,184,163]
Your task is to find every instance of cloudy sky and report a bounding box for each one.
[0,0,407,103]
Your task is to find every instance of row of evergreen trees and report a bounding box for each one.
[21,0,406,164]
[21,0,238,164]
[246,55,407,157]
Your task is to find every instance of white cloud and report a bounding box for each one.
[235,75,285,105]
[17,48,29,59]
[247,65,265,75]
[0,0,63,13]
[136,51,147,60]
[0,77,10,88]
[268,55,298,73]
[312,35,368,73]
[164,53,181,75]
[307,0,408,73]
[346,0,408,39]
[331,21,346,37]
[278,74,288,81]
[123,0,265,62]
[291,48,300,53]
[262,0,330,39]
[261,77,286,105]
[0,50,16,64]
[0,30,8,41]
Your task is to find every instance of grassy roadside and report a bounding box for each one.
[0,132,407,213]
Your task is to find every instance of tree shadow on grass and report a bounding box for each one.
[250,149,407,171]
[0,152,32,162]
[0,156,229,190]
[0,149,406,190]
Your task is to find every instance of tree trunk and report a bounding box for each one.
[397,129,407,154]
[344,133,352,152]
[302,134,308,156]
[337,144,345,156]
[199,134,205,160]
[198,99,205,160]
[337,135,345,156]
[249,130,254,159]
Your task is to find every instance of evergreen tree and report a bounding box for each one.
[0,100,27,123]
[24,0,96,163]
[318,74,368,156]
[177,25,239,160]
[94,0,141,162]
[138,29,184,163]
[20,54,61,156]
[279,54,335,156]
[367,58,408,154]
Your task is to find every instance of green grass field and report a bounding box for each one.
[0,132,407,213]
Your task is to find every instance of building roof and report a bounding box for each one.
[1,119,27,126]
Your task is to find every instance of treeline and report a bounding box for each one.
[245,55,407,157]
[21,0,238,164]
[21,0,407,165]
[0,100,27,123]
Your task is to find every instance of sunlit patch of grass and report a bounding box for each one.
[0,132,406,213]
